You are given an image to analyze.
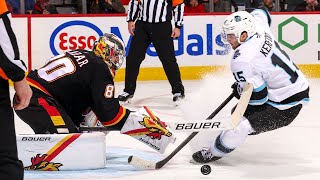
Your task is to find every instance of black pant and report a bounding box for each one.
[243,103,302,134]
[15,88,79,134]
[124,20,184,95]
[0,78,24,180]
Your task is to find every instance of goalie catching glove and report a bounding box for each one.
[120,106,176,153]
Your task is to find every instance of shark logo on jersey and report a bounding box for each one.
[233,49,241,59]
[234,16,242,22]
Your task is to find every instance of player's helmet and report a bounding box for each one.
[93,33,125,76]
[221,11,256,44]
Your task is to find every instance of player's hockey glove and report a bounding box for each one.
[231,82,242,99]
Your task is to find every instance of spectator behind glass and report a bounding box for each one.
[234,0,257,10]
[184,0,206,13]
[32,0,58,14]
[287,0,304,11]
[88,0,125,14]
[6,0,35,14]
[258,0,277,11]
[294,0,320,11]
[214,0,231,12]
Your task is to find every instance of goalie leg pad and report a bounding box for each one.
[120,106,175,153]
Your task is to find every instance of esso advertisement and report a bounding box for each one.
[49,20,103,55]
[31,16,233,69]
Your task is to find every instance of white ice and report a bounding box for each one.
[13,73,320,180]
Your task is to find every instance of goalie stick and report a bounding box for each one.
[128,82,253,170]
[80,117,232,132]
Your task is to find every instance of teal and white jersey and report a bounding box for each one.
[231,9,309,110]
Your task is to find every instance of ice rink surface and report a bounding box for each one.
[13,73,320,180]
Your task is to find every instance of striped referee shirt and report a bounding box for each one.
[127,0,185,28]
[0,0,26,81]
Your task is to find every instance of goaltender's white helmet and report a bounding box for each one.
[221,11,256,44]
[93,33,125,77]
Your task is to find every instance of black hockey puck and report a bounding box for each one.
[200,164,211,175]
[128,156,133,163]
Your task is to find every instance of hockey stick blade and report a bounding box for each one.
[128,156,156,170]
[128,92,235,170]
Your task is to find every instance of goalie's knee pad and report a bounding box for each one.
[120,106,175,153]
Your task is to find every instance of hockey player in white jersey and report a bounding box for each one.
[192,9,310,163]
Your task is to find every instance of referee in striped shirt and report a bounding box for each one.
[0,1,32,179]
[118,0,185,104]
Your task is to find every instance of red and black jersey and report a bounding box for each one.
[27,49,130,128]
